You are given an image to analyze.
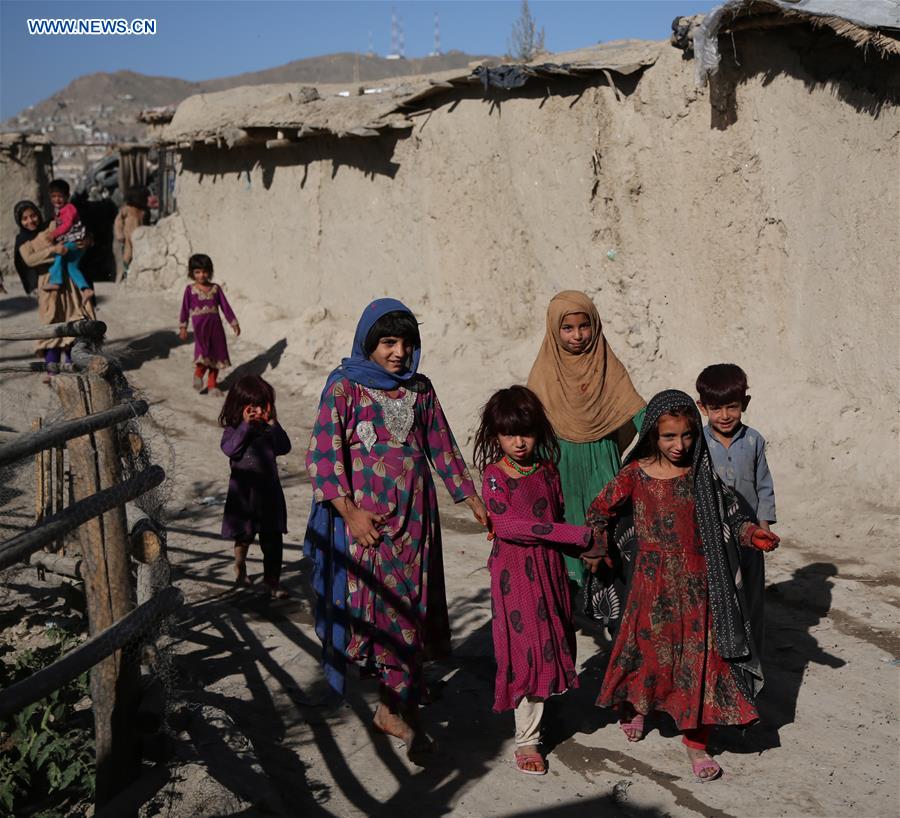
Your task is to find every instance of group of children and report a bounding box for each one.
[196,278,778,783]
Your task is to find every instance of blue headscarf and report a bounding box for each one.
[303,298,421,695]
[326,297,421,392]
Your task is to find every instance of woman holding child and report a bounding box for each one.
[13,200,96,383]
[527,290,645,625]
[304,298,488,755]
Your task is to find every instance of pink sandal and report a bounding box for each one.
[619,713,645,742]
[515,750,547,776]
[690,754,722,783]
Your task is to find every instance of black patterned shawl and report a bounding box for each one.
[625,389,763,698]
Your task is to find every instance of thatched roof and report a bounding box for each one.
[137,106,176,125]
[160,41,660,150]
[693,0,900,84]
[0,132,52,155]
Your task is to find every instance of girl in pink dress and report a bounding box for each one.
[473,385,597,776]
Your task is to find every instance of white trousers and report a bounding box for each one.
[514,697,544,747]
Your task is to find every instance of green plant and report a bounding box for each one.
[0,628,94,818]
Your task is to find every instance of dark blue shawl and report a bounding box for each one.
[303,298,421,694]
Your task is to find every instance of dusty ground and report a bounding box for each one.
[0,280,898,818]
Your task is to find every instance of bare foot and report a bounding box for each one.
[234,565,252,586]
[373,703,431,757]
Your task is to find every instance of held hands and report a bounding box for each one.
[580,541,613,574]
[750,525,780,552]
[466,495,489,528]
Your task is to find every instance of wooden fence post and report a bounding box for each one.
[55,374,141,809]
[54,444,64,551]
[32,418,43,524]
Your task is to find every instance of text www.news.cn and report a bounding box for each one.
[27,19,157,36]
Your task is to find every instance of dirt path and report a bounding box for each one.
[1,281,897,817]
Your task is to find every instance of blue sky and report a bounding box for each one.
[1,0,720,119]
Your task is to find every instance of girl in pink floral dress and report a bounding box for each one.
[304,298,488,756]
[473,385,596,776]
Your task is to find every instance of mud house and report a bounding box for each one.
[130,1,900,547]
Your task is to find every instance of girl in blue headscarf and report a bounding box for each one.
[304,298,488,755]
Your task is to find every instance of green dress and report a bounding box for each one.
[557,409,646,584]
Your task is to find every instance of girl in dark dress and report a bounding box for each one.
[583,390,779,782]
[219,375,291,598]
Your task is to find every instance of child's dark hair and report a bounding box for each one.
[363,310,420,356]
[188,253,214,279]
[124,185,149,209]
[696,364,749,406]
[219,375,275,427]
[632,404,700,462]
[49,179,70,196]
[473,385,560,472]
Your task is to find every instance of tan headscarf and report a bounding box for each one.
[527,290,645,443]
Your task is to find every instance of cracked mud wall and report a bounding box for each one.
[130,33,899,543]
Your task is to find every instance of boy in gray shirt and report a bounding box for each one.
[696,363,776,659]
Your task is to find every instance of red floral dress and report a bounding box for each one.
[586,461,758,730]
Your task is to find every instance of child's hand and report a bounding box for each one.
[262,403,276,424]
[232,323,241,337]
[178,327,188,341]
[346,506,386,547]
[750,526,780,552]
[580,545,612,573]
[56,244,68,255]
[242,405,264,424]
[465,495,489,528]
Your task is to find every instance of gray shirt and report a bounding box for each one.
[704,423,776,523]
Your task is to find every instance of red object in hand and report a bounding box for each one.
[750,526,780,552]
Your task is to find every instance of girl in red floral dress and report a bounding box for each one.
[474,386,596,776]
[583,390,779,782]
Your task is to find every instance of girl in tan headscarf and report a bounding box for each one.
[527,291,645,603]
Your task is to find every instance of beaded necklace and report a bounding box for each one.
[502,455,540,476]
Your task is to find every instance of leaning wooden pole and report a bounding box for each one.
[55,373,141,808]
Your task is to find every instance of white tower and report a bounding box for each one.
[430,12,441,57]
[387,6,402,60]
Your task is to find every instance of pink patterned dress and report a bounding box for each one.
[306,376,476,704]
[483,462,592,712]
[179,283,238,369]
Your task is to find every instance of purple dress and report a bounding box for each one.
[179,283,237,369]
[221,421,291,540]
[305,376,476,705]
[483,462,591,711]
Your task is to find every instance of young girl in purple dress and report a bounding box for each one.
[178,253,240,396]
[220,375,291,598]
[473,385,597,776]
